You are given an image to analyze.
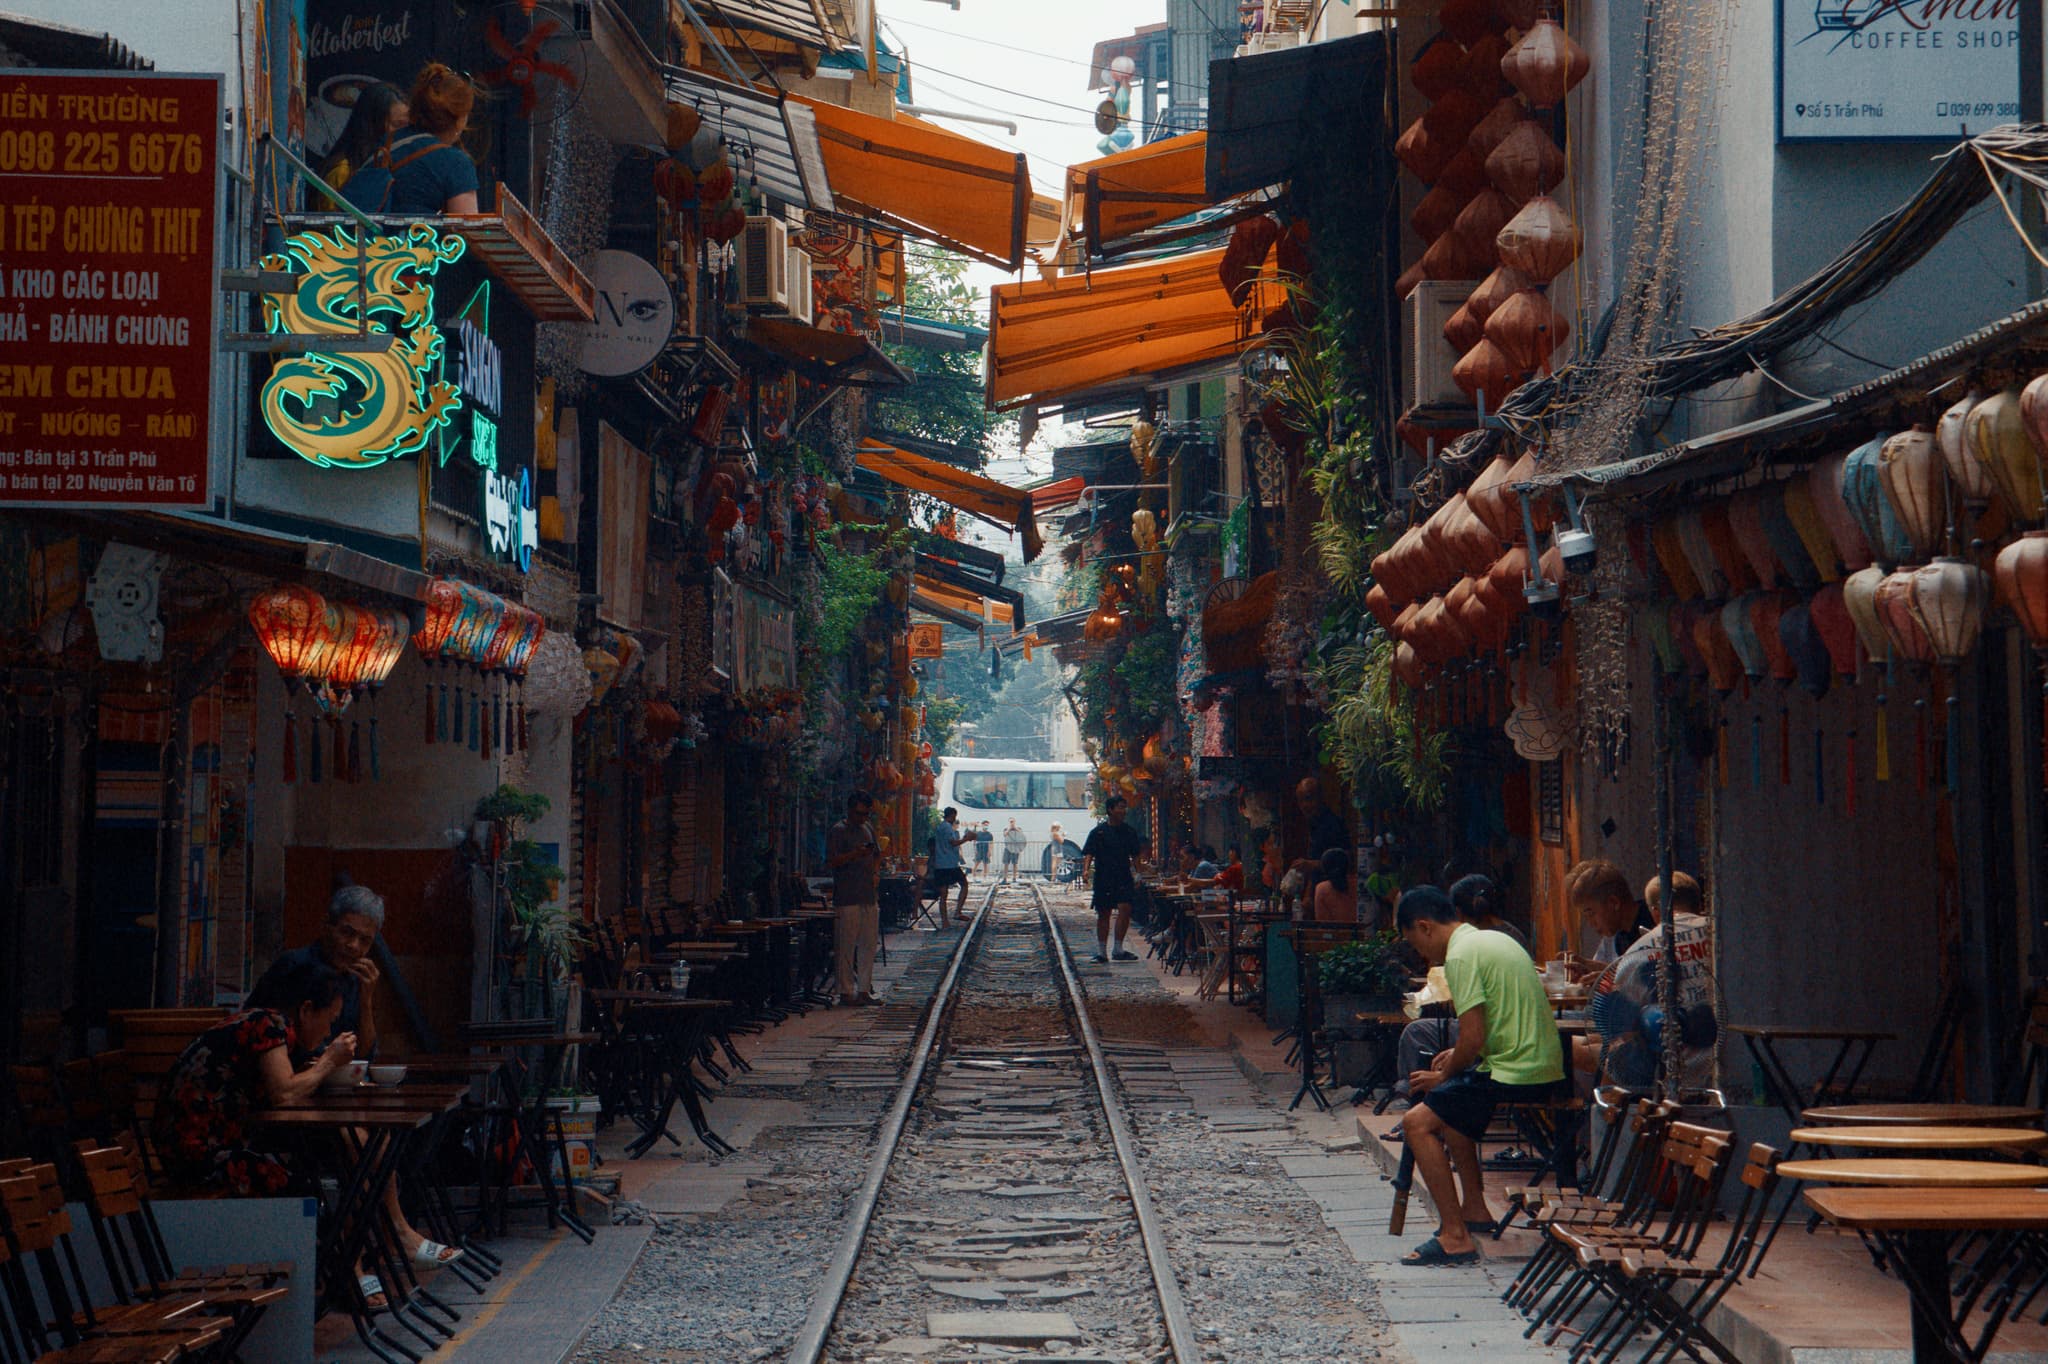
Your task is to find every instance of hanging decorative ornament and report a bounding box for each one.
[1936,390,1996,509]
[1809,583,1860,678]
[1842,565,1892,669]
[1726,490,1781,591]
[1422,227,1494,281]
[1996,531,2048,785]
[1486,121,1567,201]
[1411,36,1467,103]
[1875,569,1935,667]
[1411,183,1476,245]
[1910,557,1988,666]
[684,123,724,172]
[1779,480,1842,585]
[1720,596,1768,680]
[1466,98,1526,163]
[1501,17,1591,108]
[1757,483,1823,590]
[1484,288,1570,373]
[1466,452,1520,543]
[1650,520,1704,600]
[1700,505,1759,596]
[1840,433,1915,569]
[1452,338,1527,410]
[1395,117,1457,185]
[1495,195,1582,283]
[1487,543,1531,602]
[1691,610,1743,694]
[1876,425,1948,562]
[1806,449,1872,576]
[1970,385,2043,525]
[1436,144,1490,196]
[248,584,332,684]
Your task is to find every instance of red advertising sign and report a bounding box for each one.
[0,72,221,506]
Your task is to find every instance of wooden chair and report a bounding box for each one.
[0,1165,226,1358]
[105,1013,226,1170]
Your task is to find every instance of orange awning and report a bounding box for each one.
[858,440,1043,562]
[794,96,1031,270]
[1029,476,1088,512]
[986,247,1246,410]
[742,316,911,388]
[913,574,1016,626]
[1064,132,1216,256]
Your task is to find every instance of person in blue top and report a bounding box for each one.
[342,63,480,217]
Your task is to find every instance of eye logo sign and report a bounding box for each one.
[578,248,675,378]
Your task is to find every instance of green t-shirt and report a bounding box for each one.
[1442,923,1564,1087]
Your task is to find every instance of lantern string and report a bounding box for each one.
[437,679,450,746]
[282,709,297,785]
[332,715,346,783]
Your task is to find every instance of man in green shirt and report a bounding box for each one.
[1397,885,1565,1266]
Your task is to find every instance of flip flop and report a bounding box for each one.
[1401,1236,1481,1267]
[410,1240,464,1269]
[358,1273,387,1310]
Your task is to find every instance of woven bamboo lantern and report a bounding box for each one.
[1453,338,1527,410]
[1488,543,1531,600]
[1486,121,1566,201]
[1496,195,1582,282]
[1969,385,2043,525]
[1396,118,1454,184]
[1876,424,1948,561]
[1443,297,1487,353]
[1423,228,1493,281]
[1484,288,1570,372]
[1469,264,1533,322]
[1436,144,1490,195]
[1936,390,1995,508]
[1423,87,1491,146]
[1366,582,1398,630]
[1466,98,1526,161]
[1502,17,1590,108]
[1439,0,1498,45]
[1444,493,1504,575]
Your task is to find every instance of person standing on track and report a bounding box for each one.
[1001,817,1026,883]
[928,807,973,928]
[1080,795,1150,963]
[825,791,883,1006]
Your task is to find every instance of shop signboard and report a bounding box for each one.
[736,585,794,693]
[908,622,944,659]
[443,281,537,572]
[579,249,674,378]
[1778,0,2021,141]
[0,71,221,507]
[597,422,650,630]
[303,0,432,162]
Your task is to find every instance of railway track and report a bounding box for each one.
[786,880,1200,1363]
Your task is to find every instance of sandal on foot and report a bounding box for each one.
[358,1274,388,1310]
[410,1239,464,1269]
[1400,1236,1480,1267]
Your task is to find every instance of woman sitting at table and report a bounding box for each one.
[1312,849,1358,923]
[154,960,462,1296]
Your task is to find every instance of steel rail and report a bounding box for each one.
[785,881,997,1364]
[1033,882,1202,1363]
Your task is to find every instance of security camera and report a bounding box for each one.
[1557,527,1597,576]
[1524,577,1563,620]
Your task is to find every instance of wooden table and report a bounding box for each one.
[1806,1186,2048,1362]
[1730,1024,1895,1120]
[457,1026,600,1243]
[1790,1126,2048,1152]
[1775,1158,2048,1188]
[1802,1103,2045,1127]
[586,993,736,1156]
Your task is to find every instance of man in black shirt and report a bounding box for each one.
[1080,795,1150,963]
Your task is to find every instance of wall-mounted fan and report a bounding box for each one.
[461,2,586,127]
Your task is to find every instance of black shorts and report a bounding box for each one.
[1092,881,1135,912]
[930,867,967,890]
[1422,1071,1563,1143]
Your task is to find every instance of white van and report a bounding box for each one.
[931,757,1094,879]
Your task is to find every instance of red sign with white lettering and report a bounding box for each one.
[0,71,220,506]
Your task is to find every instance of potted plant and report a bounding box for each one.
[1317,931,1414,1024]
[477,784,578,1021]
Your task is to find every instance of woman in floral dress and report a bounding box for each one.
[153,958,359,1195]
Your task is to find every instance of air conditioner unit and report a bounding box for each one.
[737,215,790,313]
[1404,278,1477,412]
[785,247,813,324]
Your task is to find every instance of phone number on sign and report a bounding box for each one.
[0,129,206,176]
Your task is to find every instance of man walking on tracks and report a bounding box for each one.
[1081,795,1149,964]
[929,806,973,928]
[826,791,883,1005]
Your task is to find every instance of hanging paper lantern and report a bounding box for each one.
[1721,596,1768,679]
[696,158,736,204]
[684,123,724,172]
[1452,338,1528,409]
[1466,98,1526,163]
[652,158,697,210]
[248,584,332,681]
[1997,531,2048,645]
[1411,183,1477,244]
[323,603,381,693]
[447,584,506,665]
[502,610,547,677]
[1909,558,1989,666]
[1411,36,1468,102]
[1436,144,1490,195]
[1486,121,1566,201]
[1877,426,1947,563]
[1650,519,1704,600]
[1758,483,1822,590]
[1809,583,1860,678]
[1438,0,1497,49]
[1672,508,1721,599]
[297,598,347,686]
[1841,433,1915,569]
[1442,494,1503,575]
[1807,449,1873,575]
[1495,195,1582,283]
[1469,266,1535,329]
[358,607,411,689]
[1443,296,1487,353]
[1750,595,1796,682]
[1642,606,1681,674]
[1393,640,1427,689]
[1422,228,1494,281]
[664,101,703,151]
[1219,215,1284,302]
[411,579,464,661]
[1502,17,1591,108]
[1969,385,2041,525]
[1779,480,1842,585]
[1700,505,1758,596]
[1396,260,1427,301]
[1725,490,1780,590]
[1487,543,1530,601]
[1466,453,1520,542]
[1692,610,1743,693]
[1875,569,1935,666]
[1365,583,1398,630]
[1842,566,1891,664]
[1484,288,1570,372]
[1462,31,1513,92]
[1395,117,1455,186]
[1779,600,1832,699]
[478,604,524,673]
[1937,390,1996,508]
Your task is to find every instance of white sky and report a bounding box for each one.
[880,1,1166,486]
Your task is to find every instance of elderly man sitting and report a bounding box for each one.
[252,883,384,1059]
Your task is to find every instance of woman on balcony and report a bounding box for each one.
[343,63,480,217]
